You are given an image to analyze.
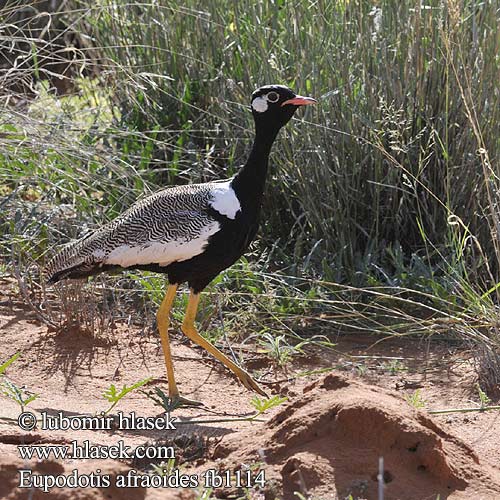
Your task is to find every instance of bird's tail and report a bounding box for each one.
[45,234,103,284]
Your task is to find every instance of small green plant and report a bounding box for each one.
[102,377,152,414]
[405,389,426,409]
[151,457,176,476]
[476,384,491,408]
[258,332,307,368]
[380,359,405,375]
[356,364,368,377]
[0,353,39,412]
[250,395,287,418]
[0,352,21,375]
[1,378,39,412]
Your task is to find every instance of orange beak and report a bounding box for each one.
[281,95,317,107]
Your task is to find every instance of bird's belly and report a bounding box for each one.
[198,221,257,269]
[164,219,259,292]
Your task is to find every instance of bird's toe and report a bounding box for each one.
[238,370,269,398]
[170,394,205,409]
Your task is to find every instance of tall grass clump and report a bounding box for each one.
[1,1,500,386]
[81,1,500,284]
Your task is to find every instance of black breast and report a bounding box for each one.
[162,207,260,293]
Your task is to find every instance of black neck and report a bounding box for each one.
[232,124,280,210]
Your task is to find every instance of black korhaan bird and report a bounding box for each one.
[47,85,316,404]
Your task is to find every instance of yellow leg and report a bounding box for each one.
[157,285,203,407]
[156,284,179,398]
[181,290,268,397]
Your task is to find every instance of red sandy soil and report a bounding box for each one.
[1,282,500,499]
[212,373,500,499]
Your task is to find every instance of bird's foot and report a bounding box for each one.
[169,394,204,409]
[237,369,269,398]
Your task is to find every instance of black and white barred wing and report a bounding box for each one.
[46,180,241,283]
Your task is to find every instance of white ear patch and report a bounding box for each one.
[251,96,268,113]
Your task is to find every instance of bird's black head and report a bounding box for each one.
[250,85,316,130]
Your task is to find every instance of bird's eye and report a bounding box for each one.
[267,91,279,103]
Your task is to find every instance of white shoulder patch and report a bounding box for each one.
[104,221,220,268]
[251,96,268,113]
[209,180,241,219]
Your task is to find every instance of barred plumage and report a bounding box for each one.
[46,180,240,283]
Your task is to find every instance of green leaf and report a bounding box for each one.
[250,395,287,414]
[102,377,152,414]
[1,377,39,409]
[0,352,21,376]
